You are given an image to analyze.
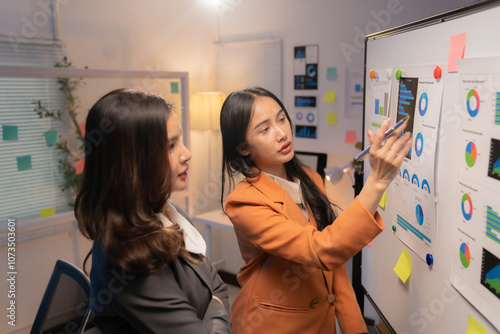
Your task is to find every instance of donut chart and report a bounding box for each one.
[465,142,477,167]
[460,242,471,268]
[461,193,473,221]
[419,92,428,116]
[415,132,424,157]
[421,179,430,193]
[466,89,480,117]
[403,169,410,181]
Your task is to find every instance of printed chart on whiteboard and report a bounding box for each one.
[451,57,500,330]
[389,65,444,262]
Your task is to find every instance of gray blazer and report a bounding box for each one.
[89,201,232,333]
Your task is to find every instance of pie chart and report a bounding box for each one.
[465,142,477,167]
[416,204,424,226]
[460,242,471,268]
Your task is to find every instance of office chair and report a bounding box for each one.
[31,259,91,334]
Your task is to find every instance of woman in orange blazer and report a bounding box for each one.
[220,87,411,334]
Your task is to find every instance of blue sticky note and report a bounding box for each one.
[44,129,59,146]
[355,84,361,92]
[326,67,337,81]
[3,125,18,141]
[17,155,32,171]
[170,82,179,94]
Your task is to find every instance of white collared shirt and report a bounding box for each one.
[263,171,310,221]
[158,202,207,256]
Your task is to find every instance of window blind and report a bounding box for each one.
[0,38,70,223]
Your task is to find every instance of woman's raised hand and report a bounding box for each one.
[358,117,412,215]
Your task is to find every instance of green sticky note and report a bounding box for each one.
[394,247,413,283]
[326,67,337,80]
[324,91,337,103]
[2,125,18,141]
[40,208,55,217]
[466,314,487,334]
[44,129,59,146]
[17,155,32,171]
[326,112,337,125]
[170,82,179,94]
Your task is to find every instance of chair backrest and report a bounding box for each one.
[31,259,91,334]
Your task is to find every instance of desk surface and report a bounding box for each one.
[192,209,234,230]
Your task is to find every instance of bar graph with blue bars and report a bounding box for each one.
[486,206,500,245]
[397,214,432,243]
[397,78,417,158]
[496,92,500,125]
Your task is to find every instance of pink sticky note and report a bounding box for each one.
[345,131,356,143]
[448,33,466,73]
[79,123,86,138]
[368,241,373,248]
[75,159,85,175]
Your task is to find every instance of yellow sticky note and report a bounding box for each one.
[40,208,55,217]
[394,248,412,283]
[379,190,387,209]
[326,112,337,125]
[466,314,487,334]
[324,91,336,103]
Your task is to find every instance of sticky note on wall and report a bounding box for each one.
[466,314,486,334]
[44,129,59,146]
[394,247,413,283]
[75,159,85,175]
[324,91,336,103]
[448,33,466,73]
[17,155,32,171]
[345,131,356,143]
[326,67,337,80]
[326,112,337,125]
[170,82,179,94]
[2,125,18,141]
[40,208,55,217]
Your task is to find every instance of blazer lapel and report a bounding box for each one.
[247,172,310,227]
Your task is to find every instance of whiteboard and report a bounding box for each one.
[361,2,500,333]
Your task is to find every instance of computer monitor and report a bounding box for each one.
[295,151,327,181]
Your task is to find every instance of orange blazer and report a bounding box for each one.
[225,168,384,334]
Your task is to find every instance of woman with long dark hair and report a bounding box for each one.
[220,87,411,334]
[76,88,231,333]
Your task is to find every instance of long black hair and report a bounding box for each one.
[75,89,195,275]
[220,86,337,230]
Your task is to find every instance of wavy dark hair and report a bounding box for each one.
[220,86,337,231]
[75,88,194,275]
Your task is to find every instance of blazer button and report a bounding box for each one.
[327,294,335,304]
[310,300,319,308]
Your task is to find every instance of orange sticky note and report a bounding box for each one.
[448,33,466,73]
[40,208,55,217]
[345,131,356,143]
[75,159,85,175]
[326,112,337,125]
[394,248,413,283]
[79,123,86,138]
